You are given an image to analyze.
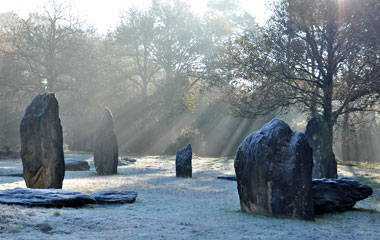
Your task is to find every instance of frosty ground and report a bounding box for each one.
[0,154,379,240]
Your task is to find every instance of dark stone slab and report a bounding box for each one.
[176,144,192,178]
[234,119,314,220]
[118,157,137,166]
[94,108,118,175]
[0,151,19,159]
[65,158,90,171]
[305,115,337,178]
[217,175,237,181]
[20,93,65,189]
[91,190,138,204]
[0,171,23,177]
[0,188,96,207]
[313,178,373,214]
[0,188,138,207]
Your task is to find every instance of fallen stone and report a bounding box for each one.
[0,188,138,207]
[118,157,137,166]
[123,157,137,164]
[91,190,138,204]
[118,161,127,166]
[94,108,118,175]
[234,119,314,220]
[176,144,192,178]
[65,158,90,171]
[0,188,96,207]
[313,178,373,214]
[217,176,237,181]
[305,115,337,178]
[0,151,19,159]
[0,171,23,177]
[35,223,53,233]
[20,93,65,188]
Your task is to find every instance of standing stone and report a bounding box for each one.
[176,144,192,178]
[305,115,337,179]
[234,119,313,220]
[94,107,118,175]
[20,93,65,189]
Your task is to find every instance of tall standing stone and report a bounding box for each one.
[176,144,192,178]
[20,93,65,189]
[234,119,314,220]
[94,108,118,175]
[305,115,337,179]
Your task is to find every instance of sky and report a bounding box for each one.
[0,0,270,34]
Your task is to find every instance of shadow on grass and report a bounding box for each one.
[352,207,380,214]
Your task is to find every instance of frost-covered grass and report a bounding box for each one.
[0,154,380,239]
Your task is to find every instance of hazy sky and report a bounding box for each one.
[0,0,269,33]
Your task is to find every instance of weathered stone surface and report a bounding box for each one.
[94,108,118,175]
[0,188,138,207]
[313,178,373,214]
[65,158,90,171]
[234,119,314,220]
[91,190,138,204]
[0,188,96,207]
[176,144,192,178]
[20,93,65,189]
[305,115,337,178]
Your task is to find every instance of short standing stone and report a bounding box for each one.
[65,158,90,171]
[20,93,65,189]
[94,107,118,175]
[234,119,314,220]
[305,115,337,178]
[176,144,192,178]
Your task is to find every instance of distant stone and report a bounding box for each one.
[234,119,314,220]
[65,158,90,171]
[217,175,237,181]
[35,223,53,233]
[91,190,138,204]
[305,115,337,178]
[0,171,23,177]
[20,93,65,189]
[118,160,127,166]
[118,157,137,166]
[313,178,373,214]
[0,188,96,207]
[0,188,138,207]
[94,108,118,175]
[123,157,137,164]
[0,149,19,159]
[176,144,192,178]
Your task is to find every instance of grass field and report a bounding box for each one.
[0,154,379,239]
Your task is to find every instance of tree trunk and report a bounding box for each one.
[341,110,350,162]
[372,115,380,163]
[320,25,338,178]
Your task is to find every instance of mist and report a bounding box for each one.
[0,0,379,164]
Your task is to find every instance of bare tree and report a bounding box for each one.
[217,0,380,177]
[2,1,92,93]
